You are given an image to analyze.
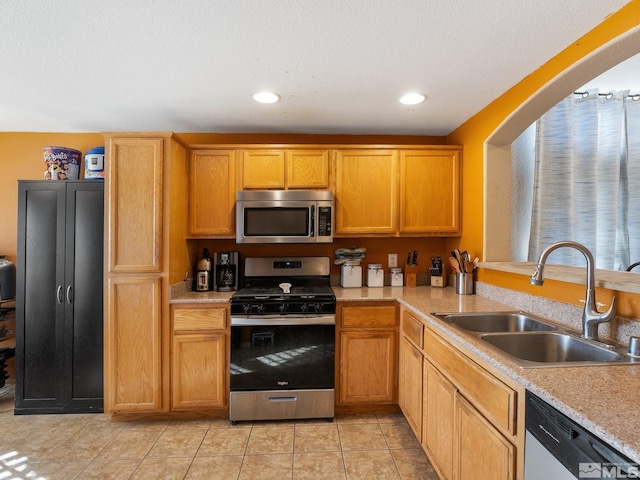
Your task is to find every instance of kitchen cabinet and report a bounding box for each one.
[423,359,456,479]
[334,149,398,234]
[189,149,237,237]
[455,393,515,480]
[334,146,461,236]
[104,133,191,416]
[398,309,424,440]
[421,322,517,480]
[241,148,330,189]
[15,181,103,414]
[399,149,461,234]
[171,305,228,410]
[337,302,398,407]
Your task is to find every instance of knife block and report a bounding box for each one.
[405,265,418,287]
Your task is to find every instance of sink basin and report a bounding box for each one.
[480,332,630,365]
[436,311,557,333]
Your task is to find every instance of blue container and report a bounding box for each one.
[84,146,105,180]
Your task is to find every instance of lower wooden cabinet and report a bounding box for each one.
[171,305,228,411]
[423,359,456,479]
[455,393,515,480]
[398,337,423,439]
[398,307,520,480]
[337,303,398,406]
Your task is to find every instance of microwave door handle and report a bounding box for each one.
[310,206,315,237]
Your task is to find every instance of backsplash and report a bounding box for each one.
[476,282,640,345]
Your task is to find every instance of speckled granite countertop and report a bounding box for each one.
[171,284,640,463]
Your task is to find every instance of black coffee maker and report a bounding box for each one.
[214,252,239,291]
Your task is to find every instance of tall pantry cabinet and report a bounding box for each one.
[103,133,191,415]
[15,181,104,414]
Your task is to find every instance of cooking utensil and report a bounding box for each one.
[406,252,412,265]
[449,256,460,273]
[412,250,419,265]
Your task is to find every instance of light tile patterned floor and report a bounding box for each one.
[0,383,439,479]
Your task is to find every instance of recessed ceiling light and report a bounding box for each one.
[399,93,426,105]
[252,91,281,104]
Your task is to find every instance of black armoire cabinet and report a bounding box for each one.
[15,180,104,414]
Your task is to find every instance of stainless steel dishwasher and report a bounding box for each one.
[525,391,637,479]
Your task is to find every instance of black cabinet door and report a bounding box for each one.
[64,182,103,408]
[16,181,104,414]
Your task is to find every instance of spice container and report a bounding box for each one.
[390,268,403,286]
[341,261,362,288]
[366,264,384,287]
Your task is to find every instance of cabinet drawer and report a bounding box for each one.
[341,305,397,327]
[424,326,517,435]
[401,310,424,348]
[173,307,227,332]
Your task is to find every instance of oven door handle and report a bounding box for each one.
[231,315,336,326]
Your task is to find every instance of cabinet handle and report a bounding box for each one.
[56,285,63,304]
[66,285,73,304]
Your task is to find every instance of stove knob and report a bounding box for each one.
[300,303,308,313]
[279,303,287,314]
[312,303,322,313]
[256,304,265,314]
[243,304,251,314]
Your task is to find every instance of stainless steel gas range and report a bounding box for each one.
[229,256,336,423]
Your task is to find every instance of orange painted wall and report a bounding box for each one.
[446,0,640,314]
[0,132,104,262]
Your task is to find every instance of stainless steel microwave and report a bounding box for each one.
[236,190,334,244]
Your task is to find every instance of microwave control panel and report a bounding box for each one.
[317,206,332,237]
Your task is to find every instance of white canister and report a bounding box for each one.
[390,267,403,287]
[366,264,384,287]
[341,262,362,288]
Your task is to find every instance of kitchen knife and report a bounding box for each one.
[412,250,418,265]
[407,252,412,265]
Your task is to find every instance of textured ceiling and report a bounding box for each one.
[0,0,634,135]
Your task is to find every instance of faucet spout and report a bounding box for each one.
[529,241,616,342]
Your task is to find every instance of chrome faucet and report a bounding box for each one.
[530,241,616,342]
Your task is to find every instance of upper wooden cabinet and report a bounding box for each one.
[334,147,461,236]
[399,149,461,234]
[189,150,237,237]
[334,149,398,234]
[242,149,330,189]
[107,137,164,272]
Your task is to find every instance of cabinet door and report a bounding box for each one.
[15,182,66,409]
[398,337,423,441]
[65,182,104,405]
[399,149,461,234]
[189,150,237,236]
[423,359,455,480]
[107,137,163,272]
[455,393,515,480]
[172,333,226,410]
[334,150,398,234]
[105,276,162,412]
[285,150,330,188]
[339,330,397,404]
[242,150,286,189]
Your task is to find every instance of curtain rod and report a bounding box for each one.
[574,91,640,101]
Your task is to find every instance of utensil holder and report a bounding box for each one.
[405,265,418,287]
[455,272,474,295]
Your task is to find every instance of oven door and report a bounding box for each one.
[230,316,335,392]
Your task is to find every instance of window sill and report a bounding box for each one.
[479,262,640,295]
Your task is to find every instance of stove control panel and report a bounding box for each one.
[231,300,336,316]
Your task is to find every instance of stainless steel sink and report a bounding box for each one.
[437,311,557,333]
[431,311,639,367]
[480,332,630,365]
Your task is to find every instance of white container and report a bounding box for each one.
[366,264,384,287]
[341,262,362,288]
[390,267,403,287]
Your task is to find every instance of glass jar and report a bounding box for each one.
[390,267,403,287]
